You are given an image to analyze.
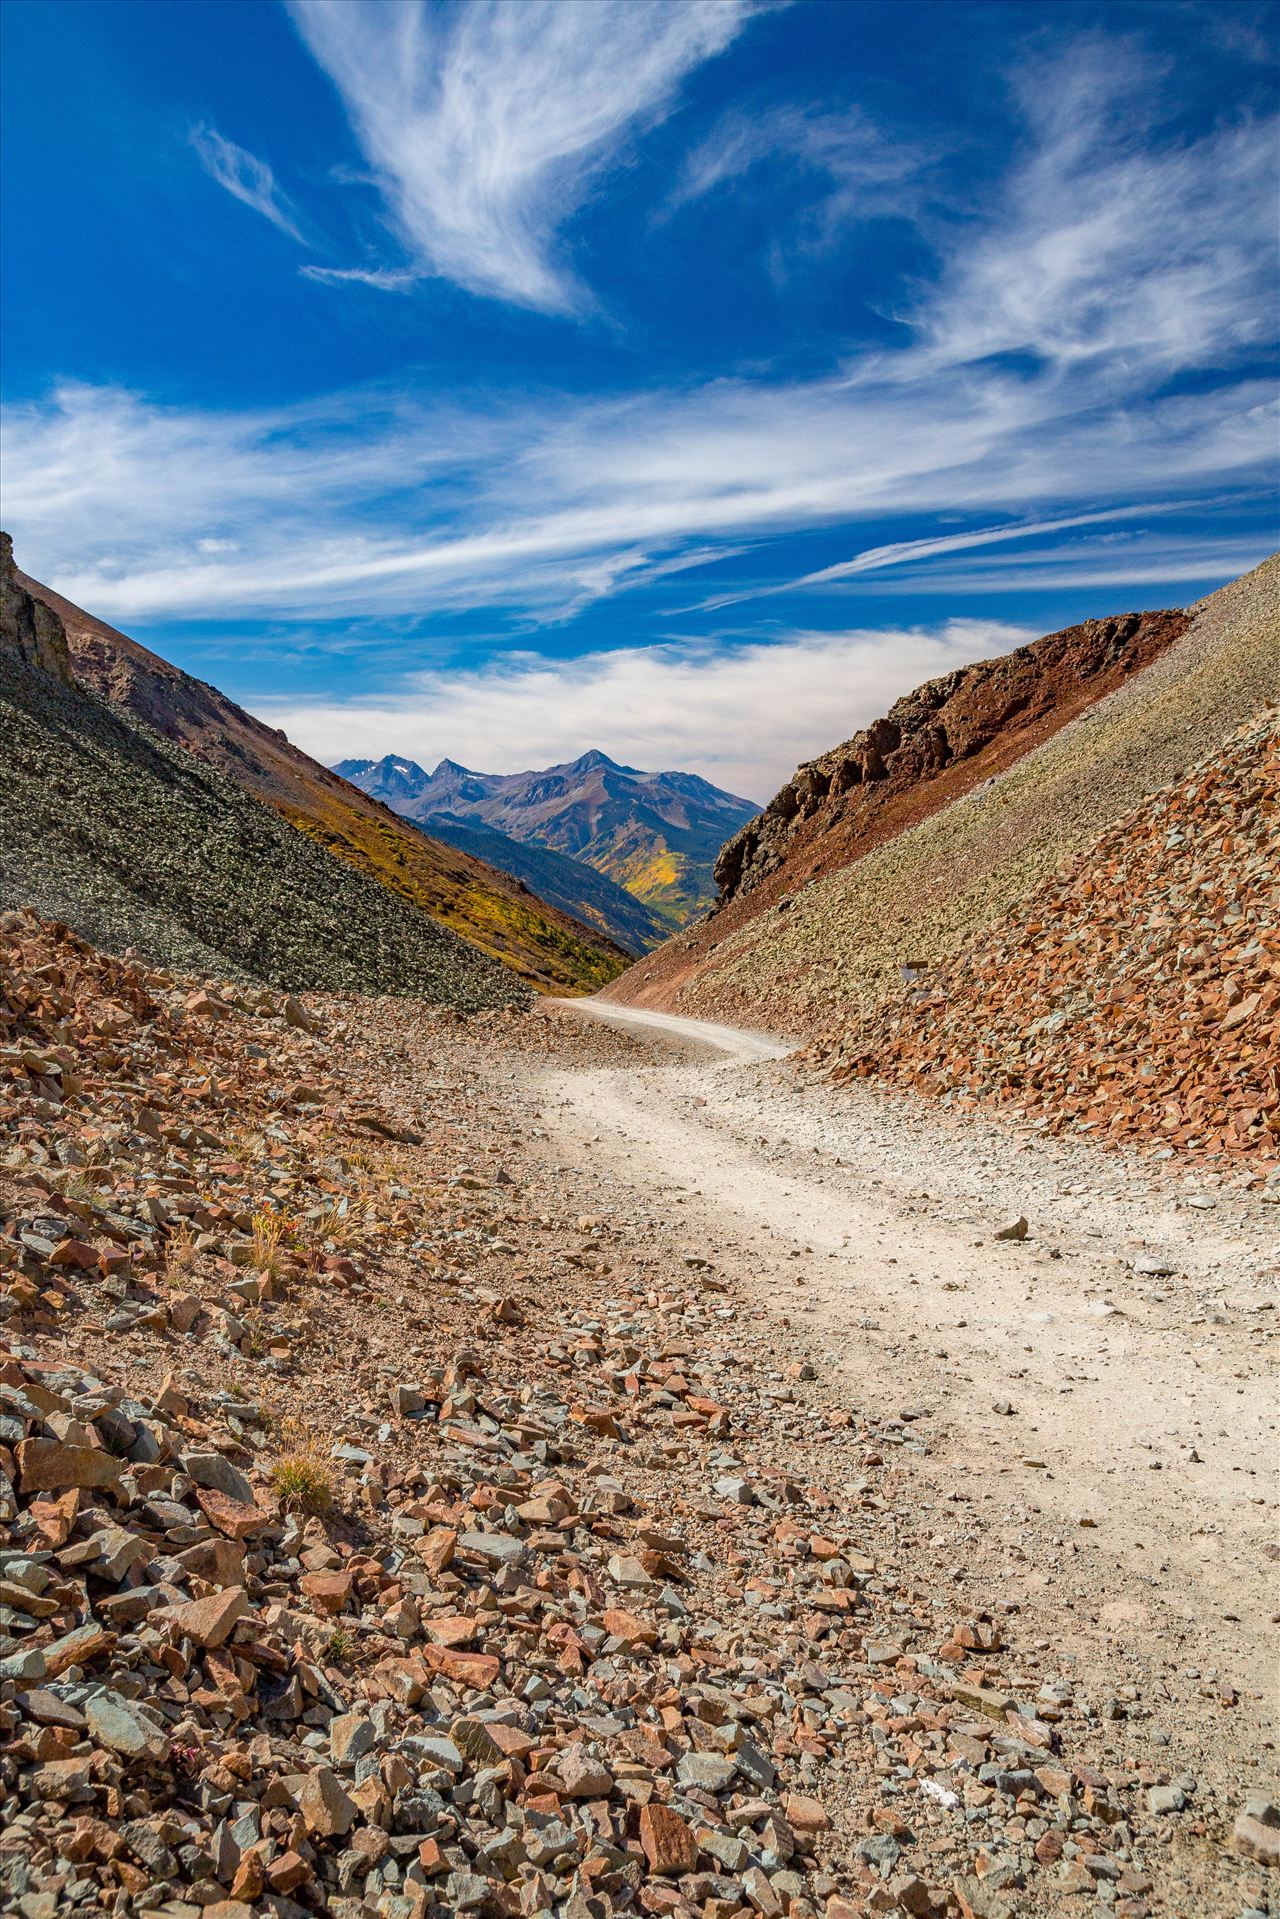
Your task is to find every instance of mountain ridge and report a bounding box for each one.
[0,537,525,1006]
[338,749,760,930]
[15,566,627,994]
[605,558,1280,1032]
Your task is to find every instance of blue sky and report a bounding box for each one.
[2,0,1276,797]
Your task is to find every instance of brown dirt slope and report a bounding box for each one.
[607,554,1278,1035]
[19,568,626,996]
[819,704,1279,1169]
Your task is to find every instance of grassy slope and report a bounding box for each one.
[417,812,670,957]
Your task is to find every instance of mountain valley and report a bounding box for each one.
[1,550,1275,1919]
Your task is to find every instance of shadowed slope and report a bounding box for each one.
[0,548,524,1006]
[18,570,627,994]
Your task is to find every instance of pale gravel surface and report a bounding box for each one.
[536,996,1279,1875]
[649,553,1279,1036]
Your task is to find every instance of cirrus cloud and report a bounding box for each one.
[189,123,305,242]
[286,0,754,312]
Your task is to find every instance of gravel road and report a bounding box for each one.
[539,996,1278,1813]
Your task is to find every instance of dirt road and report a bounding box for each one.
[538,996,1278,1793]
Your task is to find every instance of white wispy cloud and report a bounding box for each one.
[300,264,419,291]
[918,41,1279,373]
[794,509,1180,584]
[3,43,1275,632]
[840,531,1276,596]
[189,123,304,242]
[286,0,752,312]
[260,618,1033,801]
[684,505,1204,610]
[671,100,921,242]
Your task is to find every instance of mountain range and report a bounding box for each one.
[1,537,628,997]
[336,750,759,934]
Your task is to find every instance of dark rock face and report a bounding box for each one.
[714,609,1190,904]
[0,531,76,685]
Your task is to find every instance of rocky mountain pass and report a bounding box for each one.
[1,861,1276,1919]
[1,538,1278,1919]
[4,6,1278,1917]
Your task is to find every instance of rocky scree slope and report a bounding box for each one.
[339,751,759,932]
[818,706,1279,1170]
[0,555,524,1008]
[17,563,624,995]
[5,910,1274,1919]
[606,556,1279,1039]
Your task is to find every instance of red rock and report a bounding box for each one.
[420,1643,500,1690]
[639,1803,699,1876]
[415,1525,457,1573]
[195,1485,267,1540]
[602,1607,657,1646]
[42,1622,115,1677]
[297,1767,357,1837]
[48,1237,100,1269]
[556,1743,613,1798]
[17,1438,122,1494]
[784,1792,831,1832]
[486,1723,536,1760]
[425,1612,478,1647]
[162,1586,249,1648]
[299,1571,353,1615]
[266,1850,310,1893]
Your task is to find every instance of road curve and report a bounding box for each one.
[560,995,793,1064]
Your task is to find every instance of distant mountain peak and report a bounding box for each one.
[338,744,760,931]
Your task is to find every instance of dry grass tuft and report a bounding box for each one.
[51,1167,98,1205]
[313,1193,374,1248]
[325,1624,353,1664]
[162,1224,198,1285]
[251,1208,288,1279]
[271,1424,335,1514]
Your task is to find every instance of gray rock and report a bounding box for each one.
[85,1691,167,1761]
[180,1449,254,1506]
[676,1751,738,1792]
[457,1530,525,1567]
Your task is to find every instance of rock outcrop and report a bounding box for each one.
[604,555,1279,1038]
[0,531,76,685]
[715,609,1188,904]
